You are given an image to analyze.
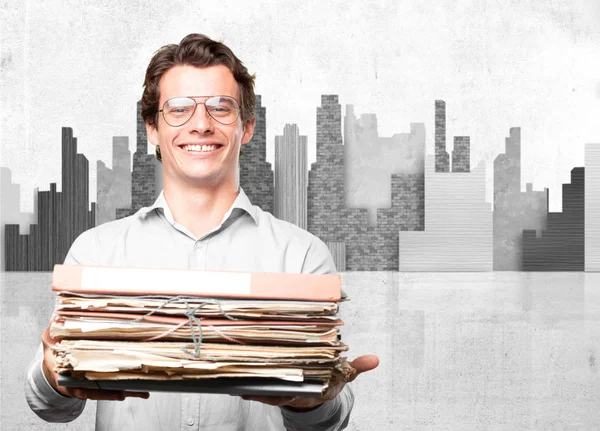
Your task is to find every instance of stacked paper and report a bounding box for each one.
[50,265,350,396]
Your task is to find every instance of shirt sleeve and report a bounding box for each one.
[25,344,87,423]
[24,229,98,422]
[280,385,355,431]
[300,236,337,275]
[279,235,355,430]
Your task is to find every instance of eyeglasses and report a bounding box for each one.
[158,95,241,127]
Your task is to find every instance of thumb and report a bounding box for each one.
[41,325,57,348]
[348,355,379,382]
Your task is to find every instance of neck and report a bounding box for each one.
[163,178,240,239]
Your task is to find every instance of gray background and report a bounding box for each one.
[2,0,600,429]
[2,272,600,429]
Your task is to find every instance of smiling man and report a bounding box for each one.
[25,34,378,430]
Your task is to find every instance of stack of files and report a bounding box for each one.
[50,265,350,396]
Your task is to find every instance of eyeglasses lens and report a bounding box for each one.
[162,96,239,126]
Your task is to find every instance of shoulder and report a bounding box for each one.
[251,207,336,274]
[64,212,144,265]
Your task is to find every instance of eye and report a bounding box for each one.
[169,106,193,115]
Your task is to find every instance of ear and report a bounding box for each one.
[146,121,159,147]
[241,119,255,145]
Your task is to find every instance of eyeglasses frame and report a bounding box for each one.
[157,95,242,127]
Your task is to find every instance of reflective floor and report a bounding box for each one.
[2,272,599,430]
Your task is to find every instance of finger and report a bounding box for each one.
[347,355,379,382]
[41,326,57,348]
[69,388,88,400]
[240,395,297,406]
[84,390,125,401]
[68,389,149,401]
[123,391,150,399]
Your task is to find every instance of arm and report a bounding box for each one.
[282,237,354,430]
[24,229,149,423]
[25,344,87,423]
[245,237,378,430]
[24,230,96,422]
[279,385,354,431]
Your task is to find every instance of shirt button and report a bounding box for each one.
[195,243,203,249]
[187,417,195,426]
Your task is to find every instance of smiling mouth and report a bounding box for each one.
[180,144,222,153]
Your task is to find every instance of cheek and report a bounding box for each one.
[158,129,180,147]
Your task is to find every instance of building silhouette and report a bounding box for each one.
[116,101,161,218]
[1,168,36,271]
[523,167,585,271]
[399,153,493,271]
[344,105,425,226]
[97,136,132,225]
[585,144,600,271]
[493,128,547,270]
[5,128,95,271]
[307,95,424,271]
[239,95,274,213]
[308,95,362,270]
[307,95,352,236]
[452,136,470,173]
[374,171,425,268]
[400,101,492,271]
[274,124,308,229]
[435,100,450,172]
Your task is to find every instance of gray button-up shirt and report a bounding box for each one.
[25,189,354,430]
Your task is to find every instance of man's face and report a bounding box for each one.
[147,65,254,189]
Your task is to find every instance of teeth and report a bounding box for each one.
[183,144,219,152]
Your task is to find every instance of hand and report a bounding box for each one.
[240,355,379,411]
[41,325,150,401]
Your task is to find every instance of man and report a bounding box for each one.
[25,33,378,430]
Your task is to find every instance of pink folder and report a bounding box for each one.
[52,265,342,302]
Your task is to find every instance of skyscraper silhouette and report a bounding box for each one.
[1,168,36,271]
[239,95,274,213]
[5,127,95,271]
[493,128,547,270]
[452,136,470,172]
[308,95,358,270]
[307,95,424,271]
[274,124,307,229]
[116,101,160,218]
[523,167,585,271]
[97,136,131,225]
[435,100,450,172]
[585,144,600,271]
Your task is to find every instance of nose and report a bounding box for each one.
[188,103,214,134]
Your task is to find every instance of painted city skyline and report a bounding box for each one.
[5,2,600,219]
[3,96,599,272]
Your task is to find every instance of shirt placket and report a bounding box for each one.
[180,393,200,430]
[189,239,208,270]
[184,238,209,428]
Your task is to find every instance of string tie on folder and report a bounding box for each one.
[182,301,203,358]
[131,296,245,358]
[132,296,243,322]
[59,293,246,359]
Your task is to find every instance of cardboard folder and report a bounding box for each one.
[52,265,342,302]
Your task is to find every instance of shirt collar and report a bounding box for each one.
[138,187,259,226]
